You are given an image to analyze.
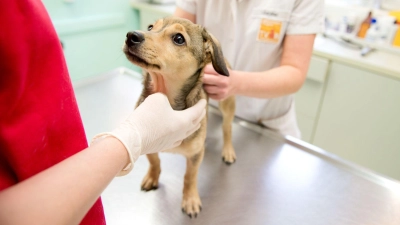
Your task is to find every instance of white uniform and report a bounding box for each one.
[176,0,324,138]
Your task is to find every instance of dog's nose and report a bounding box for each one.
[126,31,144,46]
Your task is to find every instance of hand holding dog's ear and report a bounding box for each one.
[92,93,206,176]
[203,64,235,101]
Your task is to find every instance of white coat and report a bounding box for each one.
[176,0,325,138]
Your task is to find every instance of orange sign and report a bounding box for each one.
[257,18,282,43]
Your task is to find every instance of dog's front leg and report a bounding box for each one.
[182,149,204,218]
[219,96,236,164]
[141,153,161,191]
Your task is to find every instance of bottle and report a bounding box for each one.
[346,14,357,34]
[357,11,373,38]
[388,11,400,47]
[365,18,379,43]
[392,21,400,47]
[385,19,398,45]
[339,16,348,34]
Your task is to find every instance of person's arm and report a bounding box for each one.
[0,137,128,225]
[0,93,206,225]
[202,34,316,100]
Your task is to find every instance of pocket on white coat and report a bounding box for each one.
[251,8,291,44]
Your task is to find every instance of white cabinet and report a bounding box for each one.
[295,56,329,142]
[313,62,400,180]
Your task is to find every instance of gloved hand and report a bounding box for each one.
[92,93,207,176]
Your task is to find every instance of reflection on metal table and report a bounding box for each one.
[73,68,400,225]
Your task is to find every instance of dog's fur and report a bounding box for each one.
[123,16,236,218]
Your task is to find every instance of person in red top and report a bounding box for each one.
[0,1,206,224]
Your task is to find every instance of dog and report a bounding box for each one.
[123,16,236,218]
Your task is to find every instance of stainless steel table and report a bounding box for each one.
[74,68,400,225]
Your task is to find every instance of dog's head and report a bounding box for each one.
[123,16,229,79]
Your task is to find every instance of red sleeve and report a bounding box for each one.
[0,1,105,224]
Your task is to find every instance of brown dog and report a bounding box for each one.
[123,16,236,218]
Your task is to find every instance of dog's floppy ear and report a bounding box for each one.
[202,28,229,76]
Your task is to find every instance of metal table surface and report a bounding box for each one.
[74,68,400,225]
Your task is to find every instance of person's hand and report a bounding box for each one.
[92,93,206,175]
[203,64,234,100]
[128,93,207,154]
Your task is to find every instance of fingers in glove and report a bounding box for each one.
[182,99,207,122]
[186,123,201,136]
[143,93,169,105]
[172,140,183,148]
[193,109,206,125]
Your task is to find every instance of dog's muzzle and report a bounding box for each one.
[126,31,144,47]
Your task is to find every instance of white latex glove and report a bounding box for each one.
[92,93,207,176]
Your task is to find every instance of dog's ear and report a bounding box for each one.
[202,28,229,76]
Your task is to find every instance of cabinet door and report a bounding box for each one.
[295,56,329,142]
[61,27,134,81]
[313,62,400,180]
[44,1,142,81]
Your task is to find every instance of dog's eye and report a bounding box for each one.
[173,34,185,45]
[147,25,153,31]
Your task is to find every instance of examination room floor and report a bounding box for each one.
[73,69,400,225]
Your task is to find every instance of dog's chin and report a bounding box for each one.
[124,48,160,71]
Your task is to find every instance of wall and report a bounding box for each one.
[42,0,141,82]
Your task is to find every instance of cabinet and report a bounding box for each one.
[43,0,141,81]
[60,24,135,81]
[295,56,329,142]
[313,62,400,180]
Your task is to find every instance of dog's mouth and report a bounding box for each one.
[123,46,160,70]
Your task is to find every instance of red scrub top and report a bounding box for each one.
[0,1,105,224]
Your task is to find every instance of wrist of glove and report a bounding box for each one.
[92,93,206,176]
[91,125,142,176]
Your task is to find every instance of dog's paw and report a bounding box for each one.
[141,169,160,191]
[181,194,202,218]
[222,146,236,165]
